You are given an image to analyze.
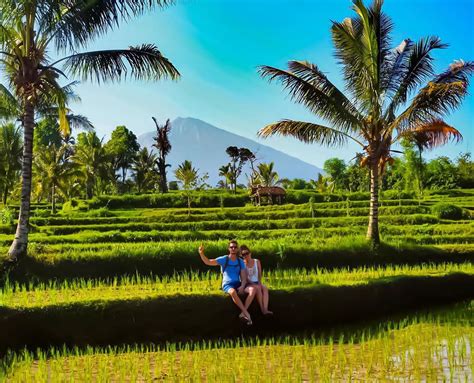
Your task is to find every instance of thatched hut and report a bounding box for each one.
[250,186,286,206]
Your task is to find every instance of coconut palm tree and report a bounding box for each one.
[132,147,158,193]
[218,164,232,190]
[258,0,471,245]
[33,143,79,214]
[1,0,180,260]
[152,117,172,193]
[256,162,280,187]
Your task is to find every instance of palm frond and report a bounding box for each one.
[382,38,413,95]
[434,60,474,84]
[39,0,174,50]
[258,119,356,147]
[386,36,447,119]
[67,114,94,132]
[393,80,467,132]
[399,119,463,150]
[62,44,180,83]
[258,64,362,134]
[0,83,20,119]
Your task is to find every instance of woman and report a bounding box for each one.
[240,244,273,315]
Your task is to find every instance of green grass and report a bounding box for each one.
[2,263,472,309]
[2,301,472,382]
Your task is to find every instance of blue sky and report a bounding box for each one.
[72,0,474,168]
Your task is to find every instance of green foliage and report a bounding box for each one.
[431,203,465,220]
[0,123,22,204]
[0,207,14,225]
[323,158,347,191]
[426,157,459,190]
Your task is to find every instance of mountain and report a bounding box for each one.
[137,117,322,186]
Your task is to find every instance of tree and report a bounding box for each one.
[0,124,23,204]
[323,158,347,191]
[73,132,109,199]
[225,146,254,192]
[426,157,459,190]
[456,153,474,189]
[1,0,180,260]
[174,160,208,214]
[218,164,232,189]
[105,126,140,189]
[132,147,158,193]
[401,139,424,197]
[152,117,172,193]
[33,144,78,214]
[256,162,280,187]
[258,0,471,245]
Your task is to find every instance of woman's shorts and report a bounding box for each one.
[222,281,241,293]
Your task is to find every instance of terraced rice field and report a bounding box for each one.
[0,190,473,380]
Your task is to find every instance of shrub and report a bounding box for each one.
[431,203,465,220]
[0,207,14,225]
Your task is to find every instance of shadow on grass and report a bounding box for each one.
[1,273,473,353]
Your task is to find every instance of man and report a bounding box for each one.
[198,240,258,325]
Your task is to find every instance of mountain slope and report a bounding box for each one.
[138,117,322,186]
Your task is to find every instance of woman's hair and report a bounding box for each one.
[240,244,250,253]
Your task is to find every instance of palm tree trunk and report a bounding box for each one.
[366,159,380,246]
[3,185,8,205]
[158,161,168,193]
[8,100,35,260]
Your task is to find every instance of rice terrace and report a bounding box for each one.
[0,0,473,381]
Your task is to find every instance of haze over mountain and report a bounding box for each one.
[138,117,322,186]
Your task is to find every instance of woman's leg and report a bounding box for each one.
[228,288,251,320]
[246,284,264,312]
[262,284,273,314]
[243,285,258,311]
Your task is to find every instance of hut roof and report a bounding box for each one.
[250,186,286,196]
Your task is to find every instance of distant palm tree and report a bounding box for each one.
[0,124,23,204]
[175,160,208,214]
[0,0,179,260]
[256,162,280,187]
[218,164,232,189]
[133,147,158,193]
[258,0,471,245]
[34,144,78,214]
[152,117,172,193]
[73,132,109,200]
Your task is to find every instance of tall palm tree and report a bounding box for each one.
[0,123,23,204]
[256,162,280,187]
[1,0,180,260]
[132,147,158,193]
[258,0,471,245]
[152,117,172,193]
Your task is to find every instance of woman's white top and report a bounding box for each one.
[247,259,259,283]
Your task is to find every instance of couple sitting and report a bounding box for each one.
[198,240,272,325]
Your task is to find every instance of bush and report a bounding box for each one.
[431,203,465,220]
[61,199,87,213]
[0,207,14,225]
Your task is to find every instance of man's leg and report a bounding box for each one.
[228,288,251,319]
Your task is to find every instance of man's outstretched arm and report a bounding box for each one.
[198,244,218,266]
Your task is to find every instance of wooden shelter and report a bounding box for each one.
[250,186,286,206]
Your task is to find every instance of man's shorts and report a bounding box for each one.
[222,281,241,293]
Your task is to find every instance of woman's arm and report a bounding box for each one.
[198,244,218,266]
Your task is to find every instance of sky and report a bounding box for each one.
[71,0,474,169]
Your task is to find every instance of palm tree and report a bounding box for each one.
[73,132,109,199]
[0,124,23,204]
[256,162,280,187]
[258,0,471,245]
[1,1,180,260]
[132,147,158,193]
[174,160,207,214]
[152,117,172,193]
[218,164,232,190]
[33,143,78,214]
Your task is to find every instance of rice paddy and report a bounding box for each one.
[1,190,473,380]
